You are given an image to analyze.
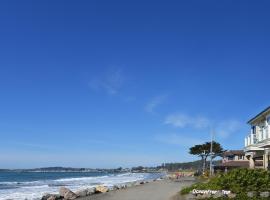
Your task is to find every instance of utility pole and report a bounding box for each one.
[210,130,214,176]
[202,150,206,174]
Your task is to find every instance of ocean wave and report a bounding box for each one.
[55,175,106,182]
[0,172,163,200]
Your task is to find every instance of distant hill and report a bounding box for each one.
[0,167,127,173]
[0,160,222,173]
[157,160,221,171]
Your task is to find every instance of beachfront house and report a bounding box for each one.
[244,106,270,169]
[214,150,249,172]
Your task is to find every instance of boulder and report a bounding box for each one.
[75,189,88,197]
[95,185,109,193]
[86,187,96,195]
[41,194,51,200]
[59,187,77,200]
[47,196,57,200]
[41,194,62,200]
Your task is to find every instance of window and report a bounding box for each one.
[252,126,256,134]
[228,155,234,160]
[267,116,270,124]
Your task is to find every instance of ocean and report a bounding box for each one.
[0,171,164,200]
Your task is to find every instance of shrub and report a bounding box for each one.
[180,168,270,198]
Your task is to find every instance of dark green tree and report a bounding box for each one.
[189,141,224,172]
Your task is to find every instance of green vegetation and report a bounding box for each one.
[181,168,270,199]
[157,160,221,171]
[189,141,224,159]
[189,141,224,172]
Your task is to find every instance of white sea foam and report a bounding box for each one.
[0,173,162,200]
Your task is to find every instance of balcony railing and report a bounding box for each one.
[245,126,270,147]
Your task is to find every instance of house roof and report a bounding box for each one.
[223,150,245,156]
[215,161,249,168]
[247,106,270,124]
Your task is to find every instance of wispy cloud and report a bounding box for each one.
[155,133,204,147]
[215,120,242,138]
[164,114,210,129]
[145,95,168,113]
[89,68,124,95]
[164,113,243,139]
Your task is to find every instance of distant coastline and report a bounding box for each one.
[0,166,161,173]
[0,160,222,173]
[0,167,129,173]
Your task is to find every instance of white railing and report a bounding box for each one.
[245,126,270,147]
[245,134,258,147]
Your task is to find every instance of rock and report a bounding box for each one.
[95,185,109,193]
[41,194,62,200]
[75,188,96,197]
[47,196,56,200]
[140,181,144,185]
[75,189,87,197]
[86,187,96,195]
[41,194,51,200]
[59,187,77,200]
[260,191,270,198]
[55,195,62,200]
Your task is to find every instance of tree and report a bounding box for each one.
[189,141,224,173]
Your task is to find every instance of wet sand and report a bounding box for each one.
[78,178,194,200]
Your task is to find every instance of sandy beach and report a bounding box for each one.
[77,178,194,200]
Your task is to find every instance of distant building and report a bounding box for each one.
[214,150,249,171]
[244,106,270,169]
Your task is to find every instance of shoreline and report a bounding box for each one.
[41,175,167,200]
[42,176,195,200]
[0,172,165,200]
[77,178,195,200]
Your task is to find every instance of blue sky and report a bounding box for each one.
[0,0,270,168]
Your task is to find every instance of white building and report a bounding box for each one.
[244,106,270,169]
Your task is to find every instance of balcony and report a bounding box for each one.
[244,126,270,151]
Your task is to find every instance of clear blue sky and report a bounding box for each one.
[0,0,269,168]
